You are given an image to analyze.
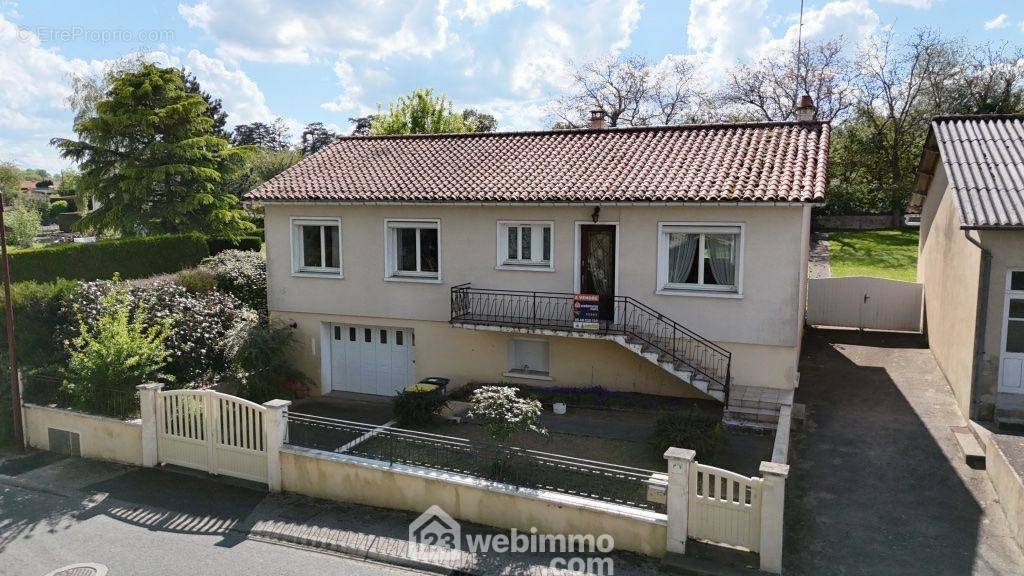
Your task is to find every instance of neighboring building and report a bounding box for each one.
[914,115,1024,425]
[245,120,829,424]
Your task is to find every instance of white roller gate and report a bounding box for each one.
[156,389,268,483]
[807,276,923,332]
[688,463,763,552]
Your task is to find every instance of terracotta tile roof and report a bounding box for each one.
[916,115,1024,228]
[245,122,830,204]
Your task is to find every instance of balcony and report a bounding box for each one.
[449,284,731,401]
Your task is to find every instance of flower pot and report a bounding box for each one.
[552,402,567,415]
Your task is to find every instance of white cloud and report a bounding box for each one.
[185,49,275,126]
[761,0,879,57]
[878,0,932,9]
[321,59,371,115]
[985,14,1009,30]
[687,0,771,72]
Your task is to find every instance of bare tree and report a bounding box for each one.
[721,38,857,123]
[549,55,701,128]
[920,37,1024,115]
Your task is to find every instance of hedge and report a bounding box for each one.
[0,279,76,369]
[207,236,262,256]
[8,233,210,283]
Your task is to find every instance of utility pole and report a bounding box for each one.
[0,193,24,451]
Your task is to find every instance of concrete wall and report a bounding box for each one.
[280,446,668,557]
[984,433,1024,554]
[812,214,898,230]
[23,404,143,466]
[265,203,807,392]
[978,229,1024,410]
[918,165,982,416]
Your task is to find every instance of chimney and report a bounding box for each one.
[589,109,606,129]
[794,94,816,122]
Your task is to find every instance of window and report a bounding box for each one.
[505,338,550,379]
[291,218,342,275]
[385,219,440,281]
[1011,271,1024,292]
[497,221,553,270]
[658,223,742,294]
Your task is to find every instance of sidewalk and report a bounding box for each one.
[0,453,661,575]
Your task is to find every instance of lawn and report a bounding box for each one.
[827,229,919,282]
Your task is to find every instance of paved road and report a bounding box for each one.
[787,329,1024,576]
[0,459,424,576]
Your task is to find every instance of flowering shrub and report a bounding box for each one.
[200,250,267,312]
[468,386,547,444]
[59,279,257,388]
[225,319,312,403]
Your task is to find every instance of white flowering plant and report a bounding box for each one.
[467,385,547,444]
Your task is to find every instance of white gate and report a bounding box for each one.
[156,389,268,483]
[807,276,923,332]
[688,463,763,552]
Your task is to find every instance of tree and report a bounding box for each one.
[231,119,292,151]
[721,38,857,123]
[52,63,254,238]
[0,162,21,203]
[461,109,497,132]
[178,68,229,137]
[549,54,700,128]
[918,38,1024,115]
[5,202,41,247]
[370,89,475,135]
[299,122,338,156]
[349,115,376,136]
[58,169,89,212]
[467,386,546,444]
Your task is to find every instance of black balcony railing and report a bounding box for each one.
[450,284,731,398]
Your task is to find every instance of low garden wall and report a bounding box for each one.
[22,403,143,466]
[279,445,668,557]
[983,431,1024,554]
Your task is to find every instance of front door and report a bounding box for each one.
[579,225,616,322]
[999,271,1024,394]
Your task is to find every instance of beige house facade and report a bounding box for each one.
[915,115,1024,424]
[247,122,829,411]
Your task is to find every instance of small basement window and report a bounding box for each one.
[506,338,550,379]
[497,221,553,270]
[292,218,342,275]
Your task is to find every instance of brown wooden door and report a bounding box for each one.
[579,225,616,321]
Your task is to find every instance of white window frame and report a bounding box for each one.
[383,218,442,283]
[503,337,552,381]
[496,220,555,271]
[290,217,343,277]
[656,222,744,298]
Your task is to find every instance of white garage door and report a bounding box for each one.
[330,324,414,396]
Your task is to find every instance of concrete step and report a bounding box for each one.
[722,416,777,432]
[951,427,985,469]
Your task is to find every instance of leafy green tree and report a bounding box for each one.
[371,89,475,135]
[461,109,497,132]
[6,202,42,247]
[0,162,21,204]
[52,63,254,238]
[178,68,230,138]
[62,278,171,399]
[300,122,338,155]
[231,118,291,150]
[349,115,376,136]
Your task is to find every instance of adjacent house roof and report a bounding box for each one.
[914,115,1024,228]
[244,122,830,205]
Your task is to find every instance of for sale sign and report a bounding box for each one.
[573,294,601,330]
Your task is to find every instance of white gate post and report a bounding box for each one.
[664,447,696,555]
[759,461,790,574]
[263,399,291,492]
[137,383,163,467]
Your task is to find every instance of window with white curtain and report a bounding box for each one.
[385,219,440,281]
[657,223,742,294]
[291,218,342,275]
[497,221,553,270]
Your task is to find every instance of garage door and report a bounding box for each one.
[330,324,413,396]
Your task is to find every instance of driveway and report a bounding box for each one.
[786,329,1024,575]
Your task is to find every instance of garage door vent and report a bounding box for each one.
[48,428,81,457]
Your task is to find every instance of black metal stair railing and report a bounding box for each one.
[450,283,731,399]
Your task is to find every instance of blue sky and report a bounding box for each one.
[1,0,1022,173]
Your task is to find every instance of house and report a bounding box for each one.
[913,115,1024,426]
[244,117,830,425]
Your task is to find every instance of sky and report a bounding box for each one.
[1,0,1022,174]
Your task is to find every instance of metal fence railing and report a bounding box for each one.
[286,413,663,511]
[22,374,141,420]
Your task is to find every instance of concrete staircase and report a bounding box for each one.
[610,335,725,402]
[723,385,793,431]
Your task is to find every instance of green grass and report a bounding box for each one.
[827,230,919,282]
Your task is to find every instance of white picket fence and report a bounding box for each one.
[807,276,923,332]
[688,463,763,552]
[156,389,269,483]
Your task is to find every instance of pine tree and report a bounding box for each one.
[52,63,254,238]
